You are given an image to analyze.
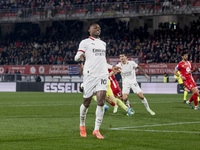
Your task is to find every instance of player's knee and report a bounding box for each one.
[97,100,105,106]
[122,95,128,101]
[192,88,198,94]
[138,92,144,99]
[83,102,90,108]
[83,98,92,108]
[197,90,199,96]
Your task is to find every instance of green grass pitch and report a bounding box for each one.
[0,92,199,150]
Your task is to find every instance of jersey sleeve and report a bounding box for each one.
[78,40,87,53]
[131,61,138,69]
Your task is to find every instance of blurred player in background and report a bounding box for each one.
[75,23,120,139]
[174,69,200,104]
[174,52,200,110]
[108,69,130,113]
[174,70,190,103]
[116,53,155,115]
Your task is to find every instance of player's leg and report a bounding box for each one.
[191,87,200,110]
[122,93,132,107]
[107,95,133,116]
[93,76,108,139]
[137,92,155,115]
[93,90,106,139]
[80,75,95,137]
[132,82,155,115]
[113,86,123,113]
[80,96,93,137]
[183,86,188,104]
[186,81,198,109]
[122,84,132,108]
[93,95,110,113]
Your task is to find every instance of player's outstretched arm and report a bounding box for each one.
[107,63,121,74]
[109,71,115,77]
[137,66,149,80]
[174,69,186,81]
[174,69,179,77]
[112,66,121,74]
[191,65,199,73]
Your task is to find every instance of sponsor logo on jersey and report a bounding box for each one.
[93,49,106,56]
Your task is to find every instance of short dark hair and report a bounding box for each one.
[88,23,99,29]
[119,53,126,56]
[181,51,188,56]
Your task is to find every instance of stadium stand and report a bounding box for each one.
[0,18,199,66]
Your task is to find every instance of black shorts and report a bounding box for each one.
[179,84,186,90]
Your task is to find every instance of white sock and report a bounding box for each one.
[141,97,150,111]
[94,105,104,131]
[80,104,88,126]
[126,100,130,105]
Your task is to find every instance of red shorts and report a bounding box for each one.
[110,82,122,98]
[183,77,197,91]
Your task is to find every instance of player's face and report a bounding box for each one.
[88,24,101,38]
[120,54,127,63]
[182,54,188,61]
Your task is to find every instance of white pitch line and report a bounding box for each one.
[117,129,200,134]
[110,121,200,130]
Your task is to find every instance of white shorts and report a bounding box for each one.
[83,75,108,98]
[122,82,142,94]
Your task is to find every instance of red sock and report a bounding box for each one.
[110,102,115,106]
[189,95,193,103]
[193,93,198,106]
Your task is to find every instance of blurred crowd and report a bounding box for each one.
[0,0,199,23]
[101,19,200,63]
[0,0,198,12]
[0,18,200,65]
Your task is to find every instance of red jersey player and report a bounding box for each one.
[174,52,199,110]
[108,69,123,99]
[108,69,132,113]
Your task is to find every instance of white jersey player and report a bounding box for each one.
[116,53,155,115]
[74,23,120,139]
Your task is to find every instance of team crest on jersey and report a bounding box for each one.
[186,67,191,73]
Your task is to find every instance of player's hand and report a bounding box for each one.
[80,54,85,61]
[112,66,121,74]
[181,76,186,81]
[145,74,150,81]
